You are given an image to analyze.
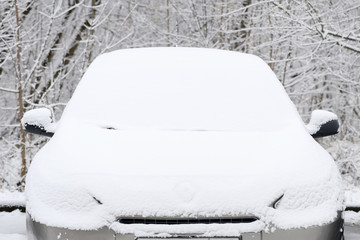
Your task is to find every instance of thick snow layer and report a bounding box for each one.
[26,48,343,234]
[60,48,304,132]
[306,110,338,135]
[0,190,25,207]
[21,108,57,132]
[21,108,52,128]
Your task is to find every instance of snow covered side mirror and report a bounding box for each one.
[21,108,56,137]
[305,110,339,138]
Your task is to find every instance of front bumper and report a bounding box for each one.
[26,212,344,240]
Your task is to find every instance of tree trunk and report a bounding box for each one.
[14,0,26,189]
[166,0,170,46]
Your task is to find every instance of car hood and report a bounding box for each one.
[25,120,343,232]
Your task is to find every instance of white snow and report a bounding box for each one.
[305,110,338,135]
[345,187,360,207]
[21,108,57,132]
[25,48,343,234]
[0,210,26,240]
[344,187,360,225]
[0,190,25,207]
[345,211,360,226]
[110,221,265,237]
[0,192,26,240]
[21,108,52,128]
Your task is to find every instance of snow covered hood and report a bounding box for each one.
[26,48,343,233]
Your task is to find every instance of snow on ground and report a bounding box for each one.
[0,211,26,240]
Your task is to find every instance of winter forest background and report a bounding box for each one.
[0,0,359,191]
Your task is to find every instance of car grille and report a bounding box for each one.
[118,217,258,225]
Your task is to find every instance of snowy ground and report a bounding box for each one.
[0,210,26,240]
[0,210,359,240]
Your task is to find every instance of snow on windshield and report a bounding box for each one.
[62,48,303,131]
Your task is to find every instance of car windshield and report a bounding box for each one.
[62,48,302,132]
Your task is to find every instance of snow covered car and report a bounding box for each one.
[23,48,344,240]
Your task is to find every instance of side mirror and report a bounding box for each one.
[306,110,339,138]
[21,108,56,137]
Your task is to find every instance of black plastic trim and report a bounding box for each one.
[24,123,54,137]
[312,119,339,138]
[118,217,258,225]
[0,205,25,213]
